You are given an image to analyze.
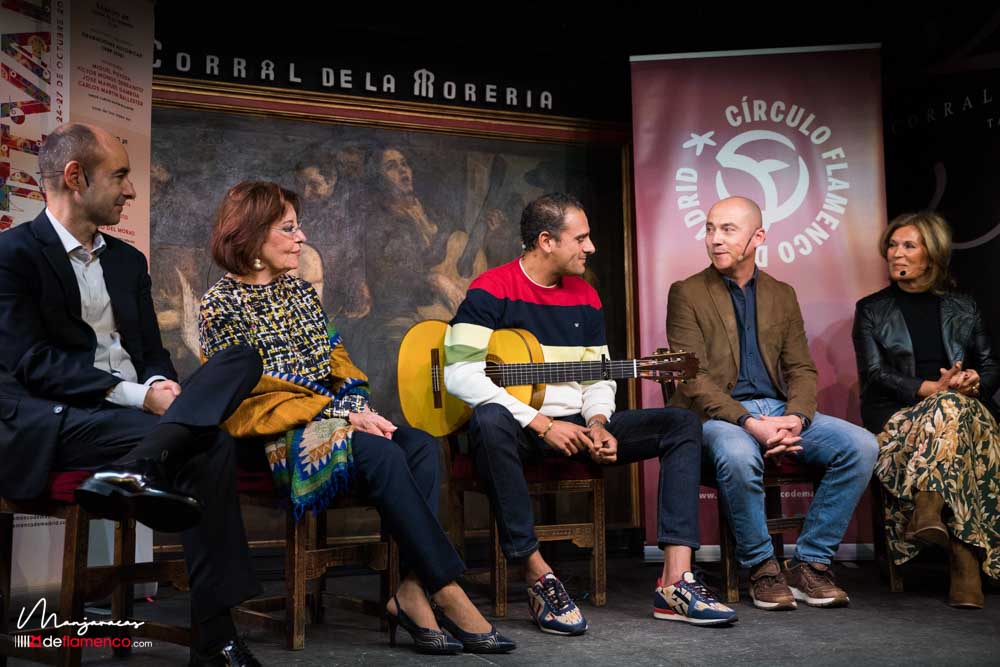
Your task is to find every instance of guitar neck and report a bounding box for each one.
[486,360,641,387]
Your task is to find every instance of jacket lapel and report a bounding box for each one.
[939,296,965,366]
[705,269,740,371]
[755,272,778,375]
[30,214,82,319]
[97,240,130,323]
[883,304,915,376]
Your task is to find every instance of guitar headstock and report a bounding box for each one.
[637,348,700,382]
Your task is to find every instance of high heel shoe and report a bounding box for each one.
[433,605,517,654]
[385,595,462,654]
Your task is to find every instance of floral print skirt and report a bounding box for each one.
[876,390,1000,577]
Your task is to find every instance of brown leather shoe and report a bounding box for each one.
[905,491,949,548]
[749,559,796,610]
[783,561,849,607]
[948,538,984,609]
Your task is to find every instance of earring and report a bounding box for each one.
[252,258,264,271]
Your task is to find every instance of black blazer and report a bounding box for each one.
[0,210,176,498]
[852,285,999,433]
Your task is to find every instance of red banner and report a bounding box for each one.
[630,46,887,560]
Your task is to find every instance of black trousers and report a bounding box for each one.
[54,344,263,622]
[237,425,466,594]
[468,403,703,560]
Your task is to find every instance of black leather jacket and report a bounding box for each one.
[852,286,999,433]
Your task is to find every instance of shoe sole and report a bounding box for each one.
[948,601,984,610]
[653,608,737,625]
[75,479,134,522]
[789,587,850,607]
[906,525,950,549]
[531,617,588,636]
[76,479,201,533]
[750,589,797,610]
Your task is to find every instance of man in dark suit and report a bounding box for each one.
[0,123,263,666]
[667,196,878,612]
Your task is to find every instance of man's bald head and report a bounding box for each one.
[707,196,763,231]
[704,195,766,280]
[38,122,114,192]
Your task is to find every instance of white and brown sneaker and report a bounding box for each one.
[783,560,850,607]
[748,559,796,610]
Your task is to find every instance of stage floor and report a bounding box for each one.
[12,555,998,666]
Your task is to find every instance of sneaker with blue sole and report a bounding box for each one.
[527,573,588,635]
[654,572,738,626]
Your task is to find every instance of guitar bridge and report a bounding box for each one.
[431,348,443,409]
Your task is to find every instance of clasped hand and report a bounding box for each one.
[744,414,803,458]
[535,417,617,463]
[142,380,182,416]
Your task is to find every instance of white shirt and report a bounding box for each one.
[46,209,163,408]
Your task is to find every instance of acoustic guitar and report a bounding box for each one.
[397,320,698,437]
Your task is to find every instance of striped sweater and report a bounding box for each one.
[444,259,616,427]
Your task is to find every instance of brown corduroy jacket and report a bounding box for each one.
[666,266,817,424]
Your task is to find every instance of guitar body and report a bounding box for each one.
[397,320,470,437]
[485,328,546,411]
[397,322,547,437]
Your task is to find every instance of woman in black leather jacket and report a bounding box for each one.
[853,211,999,609]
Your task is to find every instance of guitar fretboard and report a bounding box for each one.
[484,360,644,386]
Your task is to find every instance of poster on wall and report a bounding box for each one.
[68,0,154,255]
[630,45,887,560]
[1,0,68,230]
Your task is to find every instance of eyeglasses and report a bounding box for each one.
[272,222,304,236]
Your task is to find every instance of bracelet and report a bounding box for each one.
[587,419,606,429]
[539,418,555,439]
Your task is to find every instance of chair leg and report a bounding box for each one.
[869,480,904,592]
[111,518,136,657]
[591,480,606,607]
[285,512,307,651]
[448,486,466,559]
[58,506,89,667]
[0,510,12,667]
[490,511,507,617]
[717,506,739,604]
[310,511,327,625]
[378,534,399,632]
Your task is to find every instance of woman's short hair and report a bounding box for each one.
[210,181,300,275]
[879,211,953,293]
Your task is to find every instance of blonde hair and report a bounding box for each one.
[879,212,954,293]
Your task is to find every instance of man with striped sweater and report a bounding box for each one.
[444,193,736,633]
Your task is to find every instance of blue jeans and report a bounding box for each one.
[702,398,878,568]
[469,403,702,560]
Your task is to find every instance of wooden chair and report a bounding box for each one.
[232,470,398,650]
[444,435,605,617]
[0,471,190,667]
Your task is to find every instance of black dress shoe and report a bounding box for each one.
[75,459,202,532]
[188,638,262,666]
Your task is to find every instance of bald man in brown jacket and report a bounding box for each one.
[666,196,877,612]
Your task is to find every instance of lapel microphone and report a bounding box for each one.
[735,234,755,262]
[900,270,907,276]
